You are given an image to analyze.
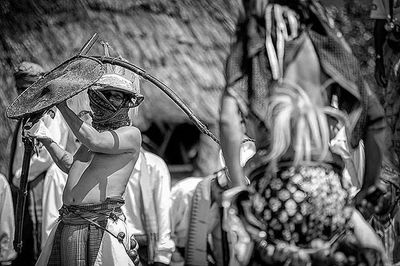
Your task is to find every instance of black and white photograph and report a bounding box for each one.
[0,0,399,265]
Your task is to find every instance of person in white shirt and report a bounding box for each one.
[170,140,255,266]
[10,62,73,265]
[0,173,17,266]
[123,149,175,266]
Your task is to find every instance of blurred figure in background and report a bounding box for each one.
[220,0,388,264]
[170,140,255,266]
[0,173,17,265]
[9,62,46,265]
[123,148,175,266]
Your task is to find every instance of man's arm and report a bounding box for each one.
[21,144,53,182]
[57,101,141,154]
[24,119,74,174]
[26,110,71,178]
[220,94,245,187]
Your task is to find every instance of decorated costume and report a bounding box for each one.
[221,0,388,265]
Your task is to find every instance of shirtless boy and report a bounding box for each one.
[31,72,144,266]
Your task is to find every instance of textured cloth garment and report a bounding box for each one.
[47,221,105,266]
[185,177,213,266]
[249,165,351,245]
[0,174,17,263]
[41,164,68,249]
[36,198,134,266]
[170,177,202,249]
[87,88,130,131]
[170,177,223,266]
[122,150,175,265]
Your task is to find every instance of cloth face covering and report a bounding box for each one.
[87,88,131,131]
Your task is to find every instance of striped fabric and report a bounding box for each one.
[47,220,106,266]
[46,198,123,266]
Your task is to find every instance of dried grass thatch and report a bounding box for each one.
[0,0,242,176]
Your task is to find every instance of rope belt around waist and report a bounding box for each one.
[57,197,139,264]
[59,197,126,242]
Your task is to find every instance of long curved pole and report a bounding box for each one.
[90,55,221,145]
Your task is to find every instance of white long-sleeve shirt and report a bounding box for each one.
[122,150,175,264]
[12,110,70,183]
[0,174,17,265]
[40,164,68,249]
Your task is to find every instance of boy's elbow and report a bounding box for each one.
[85,139,98,152]
[84,133,105,152]
[59,153,73,173]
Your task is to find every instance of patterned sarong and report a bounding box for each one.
[36,197,135,266]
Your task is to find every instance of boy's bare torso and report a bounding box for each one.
[63,144,138,205]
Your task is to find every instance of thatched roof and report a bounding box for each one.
[0,0,242,175]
